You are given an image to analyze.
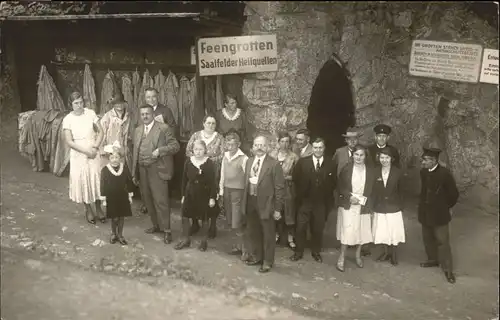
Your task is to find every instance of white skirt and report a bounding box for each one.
[372,211,406,245]
[68,141,101,204]
[336,205,373,245]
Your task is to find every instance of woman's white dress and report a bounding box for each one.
[62,108,101,204]
[372,168,406,245]
[336,165,373,245]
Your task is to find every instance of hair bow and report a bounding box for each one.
[103,141,122,154]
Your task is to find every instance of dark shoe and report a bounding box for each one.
[140,205,148,214]
[189,220,200,236]
[390,251,398,266]
[376,252,389,262]
[145,227,161,234]
[229,247,242,256]
[118,237,128,245]
[198,240,208,252]
[110,235,118,244]
[420,261,439,268]
[174,240,191,250]
[312,253,323,263]
[258,265,272,273]
[85,210,96,225]
[245,259,262,266]
[289,253,303,262]
[445,271,456,284]
[164,232,172,244]
[99,217,107,224]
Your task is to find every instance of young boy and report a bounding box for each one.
[219,130,249,259]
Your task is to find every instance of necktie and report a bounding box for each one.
[316,158,321,171]
[253,159,261,177]
[144,125,149,135]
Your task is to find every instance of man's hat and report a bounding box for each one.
[342,127,362,138]
[109,92,126,105]
[374,124,392,135]
[422,147,441,159]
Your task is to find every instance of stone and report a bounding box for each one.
[356,83,381,109]
[394,10,413,28]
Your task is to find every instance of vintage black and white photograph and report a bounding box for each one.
[0,1,498,319]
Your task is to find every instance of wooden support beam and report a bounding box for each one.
[0,12,202,21]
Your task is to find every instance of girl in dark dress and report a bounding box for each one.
[100,141,135,245]
[175,139,217,251]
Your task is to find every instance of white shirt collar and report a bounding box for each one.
[255,154,266,162]
[301,144,309,155]
[377,144,386,149]
[144,122,154,131]
[313,155,324,162]
[225,149,246,161]
[152,104,158,111]
[429,163,439,172]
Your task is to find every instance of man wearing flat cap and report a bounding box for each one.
[418,147,459,284]
[367,124,400,168]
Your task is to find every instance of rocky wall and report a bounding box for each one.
[242,2,498,212]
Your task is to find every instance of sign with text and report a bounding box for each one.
[480,49,499,85]
[197,35,278,76]
[409,40,483,83]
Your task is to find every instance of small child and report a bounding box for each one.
[219,130,249,259]
[100,141,134,245]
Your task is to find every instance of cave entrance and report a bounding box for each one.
[306,56,356,157]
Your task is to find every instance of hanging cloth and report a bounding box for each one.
[83,64,97,111]
[215,75,224,111]
[100,70,118,116]
[178,76,193,141]
[137,69,153,109]
[37,65,66,112]
[154,70,166,105]
[163,71,180,125]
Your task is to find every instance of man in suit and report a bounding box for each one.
[132,105,180,244]
[332,127,362,177]
[419,147,459,284]
[290,137,336,263]
[241,135,285,273]
[367,124,400,168]
[144,87,177,132]
[293,128,314,158]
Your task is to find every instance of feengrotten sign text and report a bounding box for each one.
[409,40,483,83]
[197,35,278,76]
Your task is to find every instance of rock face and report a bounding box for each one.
[242,2,499,212]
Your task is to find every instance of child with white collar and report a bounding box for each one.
[100,141,135,245]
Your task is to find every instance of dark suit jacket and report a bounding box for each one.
[241,155,285,220]
[337,163,376,214]
[367,144,401,168]
[132,121,180,181]
[372,166,404,213]
[332,146,352,177]
[293,155,336,211]
[418,165,459,226]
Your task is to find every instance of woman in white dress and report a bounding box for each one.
[371,147,405,265]
[62,91,105,224]
[336,144,375,272]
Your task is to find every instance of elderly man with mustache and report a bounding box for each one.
[241,135,285,273]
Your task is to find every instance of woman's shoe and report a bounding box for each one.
[288,239,296,251]
[376,252,389,262]
[110,235,118,244]
[356,256,364,268]
[118,237,128,245]
[336,259,345,272]
[85,210,96,225]
[99,217,107,224]
[198,240,208,252]
[174,240,191,250]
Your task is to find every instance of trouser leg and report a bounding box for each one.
[139,167,159,229]
[147,166,171,232]
[421,224,438,262]
[435,224,453,272]
[261,218,276,267]
[295,205,311,255]
[310,204,327,254]
[247,197,263,261]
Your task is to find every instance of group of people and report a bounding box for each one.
[61,88,460,283]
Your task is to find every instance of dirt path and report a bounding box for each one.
[1,134,498,320]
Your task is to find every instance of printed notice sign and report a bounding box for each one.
[197,35,278,76]
[480,49,499,85]
[409,40,483,83]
